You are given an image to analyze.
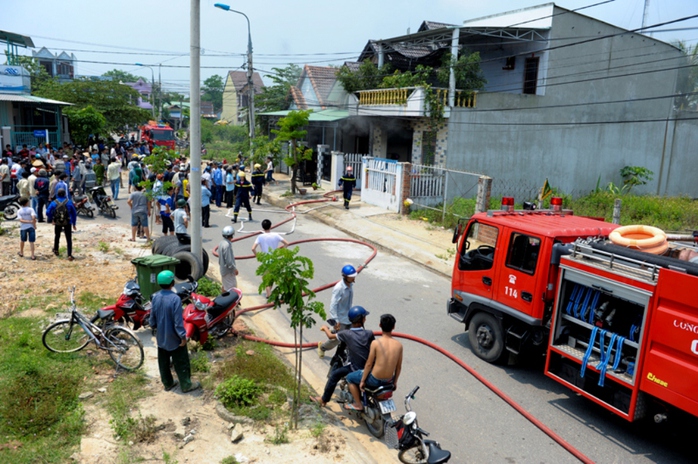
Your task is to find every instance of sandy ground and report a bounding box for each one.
[0,220,378,464]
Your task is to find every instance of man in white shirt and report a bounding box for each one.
[252,219,289,297]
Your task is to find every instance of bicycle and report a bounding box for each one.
[42,286,144,371]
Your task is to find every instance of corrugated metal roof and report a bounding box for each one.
[0,93,72,105]
[462,3,553,29]
[259,109,348,122]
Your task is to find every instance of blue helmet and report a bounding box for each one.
[342,264,357,277]
[348,306,369,323]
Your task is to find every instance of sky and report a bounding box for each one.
[2,0,698,95]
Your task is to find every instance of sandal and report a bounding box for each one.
[310,396,326,407]
[128,238,135,242]
[343,403,364,412]
[31,256,36,261]
[18,252,23,257]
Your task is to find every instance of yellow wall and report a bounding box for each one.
[221,74,240,124]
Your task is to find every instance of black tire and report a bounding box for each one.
[398,444,428,464]
[108,207,116,219]
[364,402,389,438]
[153,236,178,255]
[210,313,234,339]
[169,244,209,276]
[42,320,91,353]
[468,311,506,363]
[172,250,203,280]
[163,241,186,257]
[105,327,144,370]
[86,209,94,218]
[3,202,19,220]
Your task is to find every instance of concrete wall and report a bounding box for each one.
[446,7,689,199]
[220,74,239,125]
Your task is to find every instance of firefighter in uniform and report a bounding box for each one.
[251,163,265,205]
[339,165,356,210]
[232,171,253,223]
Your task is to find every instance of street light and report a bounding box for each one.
[214,3,256,146]
[136,63,156,118]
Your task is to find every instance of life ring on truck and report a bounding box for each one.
[609,225,668,254]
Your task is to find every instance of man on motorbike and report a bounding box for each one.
[345,313,403,412]
[311,306,374,407]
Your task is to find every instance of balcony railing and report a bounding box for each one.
[357,87,477,108]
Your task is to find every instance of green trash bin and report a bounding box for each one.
[131,254,181,301]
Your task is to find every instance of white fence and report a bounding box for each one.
[409,164,445,208]
[361,157,403,212]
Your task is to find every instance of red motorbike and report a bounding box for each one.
[93,280,151,330]
[94,278,198,330]
[183,281,242,345]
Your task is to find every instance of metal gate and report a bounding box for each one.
[409,164,445,208]
[344,153,365,184]
[361,157,402,212]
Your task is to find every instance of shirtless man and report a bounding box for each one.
[344,313,402,411]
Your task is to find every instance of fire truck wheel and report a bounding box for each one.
[468,312,505,363]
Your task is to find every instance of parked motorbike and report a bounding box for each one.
[389,386,451,464]
[89,185,117,218]
[333,350,396,439]
[183,280,241,345]
[94,278,198,331]
[91,280,151,330]
[0,194,20,220]
[73,191,95,218]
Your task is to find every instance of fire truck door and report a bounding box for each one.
[453,222,500,304]
[494,232,542,318]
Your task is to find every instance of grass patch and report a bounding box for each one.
[0,317,90,463]
[213,341,305,422]
[77,291,112,311]
[266,425,290,445]
[190,351,211,373]
[98,241,110,252]
[310,421,326,438]
[104,371,151,441]
[221,456,239,464]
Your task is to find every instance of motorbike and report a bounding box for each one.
[0,194,20,220]
[73,191,95,218]
[389,386,451,464]
[333,348,397,439]
[94,278,198,331]
[183,279,241,345]
[88,185,118,218]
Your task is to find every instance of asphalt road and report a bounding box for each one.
[103,196,697,464]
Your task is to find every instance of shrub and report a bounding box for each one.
[216,375,262,409]
[197,276,222,297]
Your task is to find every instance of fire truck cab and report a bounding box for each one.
[140,121,175,151]
[448,198,698,421]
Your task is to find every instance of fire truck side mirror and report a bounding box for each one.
[452,224,462,244]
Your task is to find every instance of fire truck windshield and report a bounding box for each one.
[151,130,174,141]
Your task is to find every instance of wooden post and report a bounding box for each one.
[476,176,492,213]
[612,199,622,224]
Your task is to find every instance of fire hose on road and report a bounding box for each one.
[212,192,594,464]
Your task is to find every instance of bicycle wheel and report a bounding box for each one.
[43,320,91,353]
[105,327,144,370]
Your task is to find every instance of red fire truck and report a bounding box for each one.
[140,121,175,151]
[448,197,698,422]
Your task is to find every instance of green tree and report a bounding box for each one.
[202,75,224,113]
[335,59,390,94]
[256,64,302,112]
[674,40,698,110]
[101,69,140,83]
[255,247,325,429]
[64,105,106,147]
[251,135,281,167]
[35,78,151,135]
[436,52,487,91]
[271,110,313,194]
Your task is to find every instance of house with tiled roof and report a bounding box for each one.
[221,70,264,125]
[289,65,346,111]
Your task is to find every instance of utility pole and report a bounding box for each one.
[190,0,202,263]
[158,64,162,121]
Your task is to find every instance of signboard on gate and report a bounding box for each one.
[34,130,48,138]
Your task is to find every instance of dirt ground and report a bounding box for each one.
[0,220,370,464]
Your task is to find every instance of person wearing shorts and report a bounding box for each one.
[127,184,150,241]
[17,197,37,260]
[159,187,175,236]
